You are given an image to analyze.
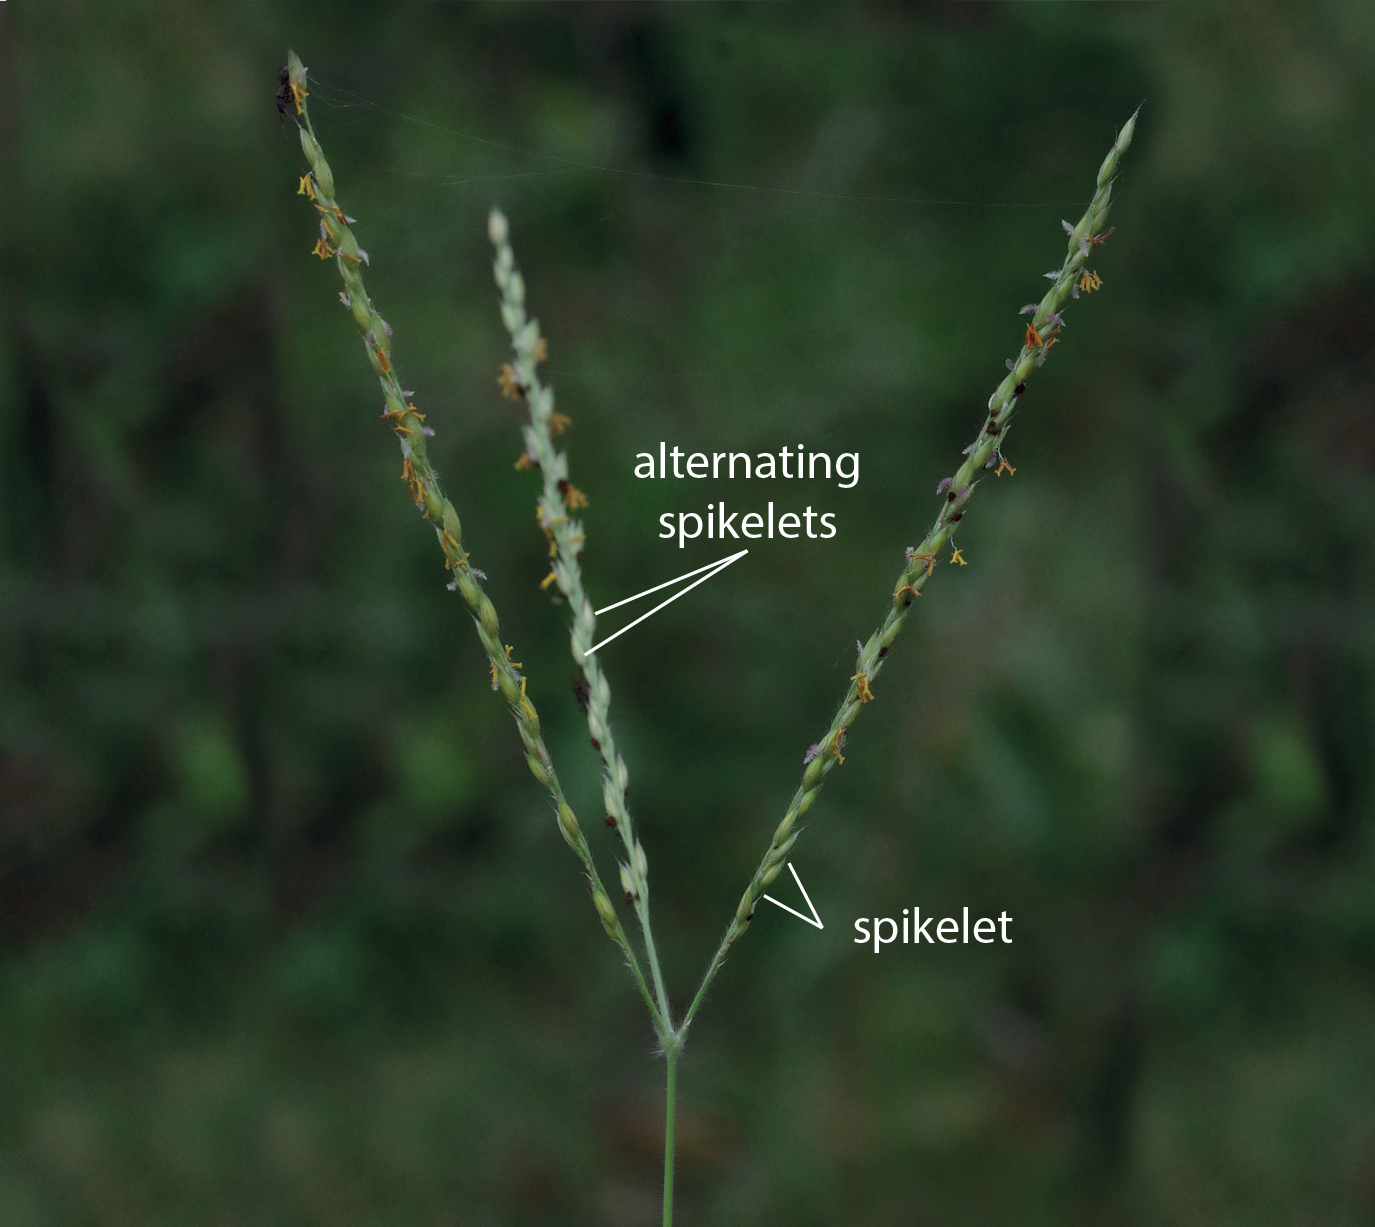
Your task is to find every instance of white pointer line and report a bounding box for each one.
[583,549,748,657]
[761,863,824,929]
[594,550,748,616]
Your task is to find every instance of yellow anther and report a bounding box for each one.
[907,549,937,577]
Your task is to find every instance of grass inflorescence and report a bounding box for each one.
[284,50,666,1034]
[285,47,1137,1221]
[490,209,675,1038]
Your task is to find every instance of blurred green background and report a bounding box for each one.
[2,2,1373,1224]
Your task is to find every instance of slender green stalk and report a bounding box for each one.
[284,52,667,1037]
[663,1046,679,1227]
[487,212,674,1035]
[682,106,1140,1032]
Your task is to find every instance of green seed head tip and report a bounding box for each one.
[1120,108,1139,150]
[1097,105,1141,188]
[488,209,509,246]
[287,50,306,81]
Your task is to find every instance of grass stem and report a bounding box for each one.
[663,1045,679,1227]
